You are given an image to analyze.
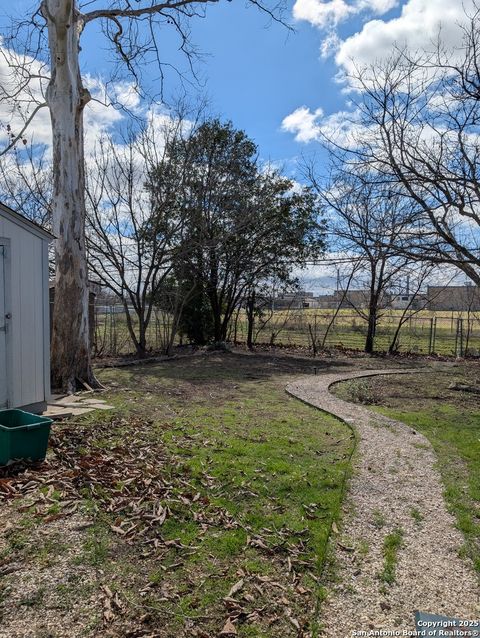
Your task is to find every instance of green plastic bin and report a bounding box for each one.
[0,410,53,466]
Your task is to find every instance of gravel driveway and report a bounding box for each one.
[287,369,479,637]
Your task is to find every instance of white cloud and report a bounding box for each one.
[336,0,474,75]
[281,106,363,145]
[293,0,355,28]
[281,106,324,143]
[0,43,142,157]
[357,0,398,13]
[293,0,398,29]
[320,30,342,58]
[284,0,477,146]
[0,42,51,149]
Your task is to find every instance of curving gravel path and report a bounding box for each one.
[286,369,479,637]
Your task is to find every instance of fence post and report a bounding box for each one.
[428,317,434,354]
[460,318,464,357]
[432,317,437,354]
[109,307,113,355]
[455,317,459,357]
[455,317,464,357]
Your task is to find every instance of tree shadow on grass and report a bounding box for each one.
[120,348,354,387]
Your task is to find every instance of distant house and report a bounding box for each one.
[427,285,480,311]
[0,203,53,412]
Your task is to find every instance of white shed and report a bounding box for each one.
[0,203,53,413]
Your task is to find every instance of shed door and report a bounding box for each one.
[0,246,7,408]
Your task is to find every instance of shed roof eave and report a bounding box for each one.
[0,201,55,241]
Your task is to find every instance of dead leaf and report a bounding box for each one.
[288,615,301,630]
[220,618,237,636]
[226,579,244,598]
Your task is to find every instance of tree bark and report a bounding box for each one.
[365,309,376,354]
[365,283,378,354]
[208,290,223,343]
[43,1,98,392]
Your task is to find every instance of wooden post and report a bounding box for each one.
[428,317,434,354]
[459,318,464,357]
[455,317,464,358]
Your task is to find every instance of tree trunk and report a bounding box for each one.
[308,322,318,357]
[388,324,401,354]
[44,1,98,392]
[137,314,147,357]
[365,300,377,354]
[122,299,145,358]
[209,292,223,343]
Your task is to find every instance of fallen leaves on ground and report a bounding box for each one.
[0,414,319,637]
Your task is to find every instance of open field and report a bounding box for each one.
[92,305,480,358]
[333,365,480,573]
[234,309,480,356]
[0,352,355,638]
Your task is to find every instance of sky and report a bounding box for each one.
[4,0,472,177]
[1,0,476,292]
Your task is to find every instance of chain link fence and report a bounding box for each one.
[92,304,178,357]
[231,309,480,357]
[50,303,480,358]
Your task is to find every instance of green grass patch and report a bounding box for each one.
[49,352,356,637]
[380,528,404,585]
[410,507,423,524]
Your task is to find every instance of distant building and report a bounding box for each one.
[333,289,392,310]
[390,293,428,310]
[427,285,480,311]
[314,294,338,309]
[271,285,480,312]
[273,290,317,309]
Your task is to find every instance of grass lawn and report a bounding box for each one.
[333,364,480,574]
[0,352,354,638]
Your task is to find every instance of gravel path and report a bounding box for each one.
[287,369,480,637]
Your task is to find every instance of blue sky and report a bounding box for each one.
[2,0,473,292]
[76,0,466,178]
[4,0,469,181]
[75,0,344,176]
[3,0,405,179]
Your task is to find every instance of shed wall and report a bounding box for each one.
[0,214,49,409]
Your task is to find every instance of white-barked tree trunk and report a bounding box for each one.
[42,0,97,392]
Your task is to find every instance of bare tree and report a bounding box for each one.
[253,292,298,347]
[314,172,411,353]
[0,146,52,228]
[0,0,287,391]
[387,263,434,354]
[332,7,480,287]
[242,278,301,349]
[319,263,358,350]
[85,118,191,357]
